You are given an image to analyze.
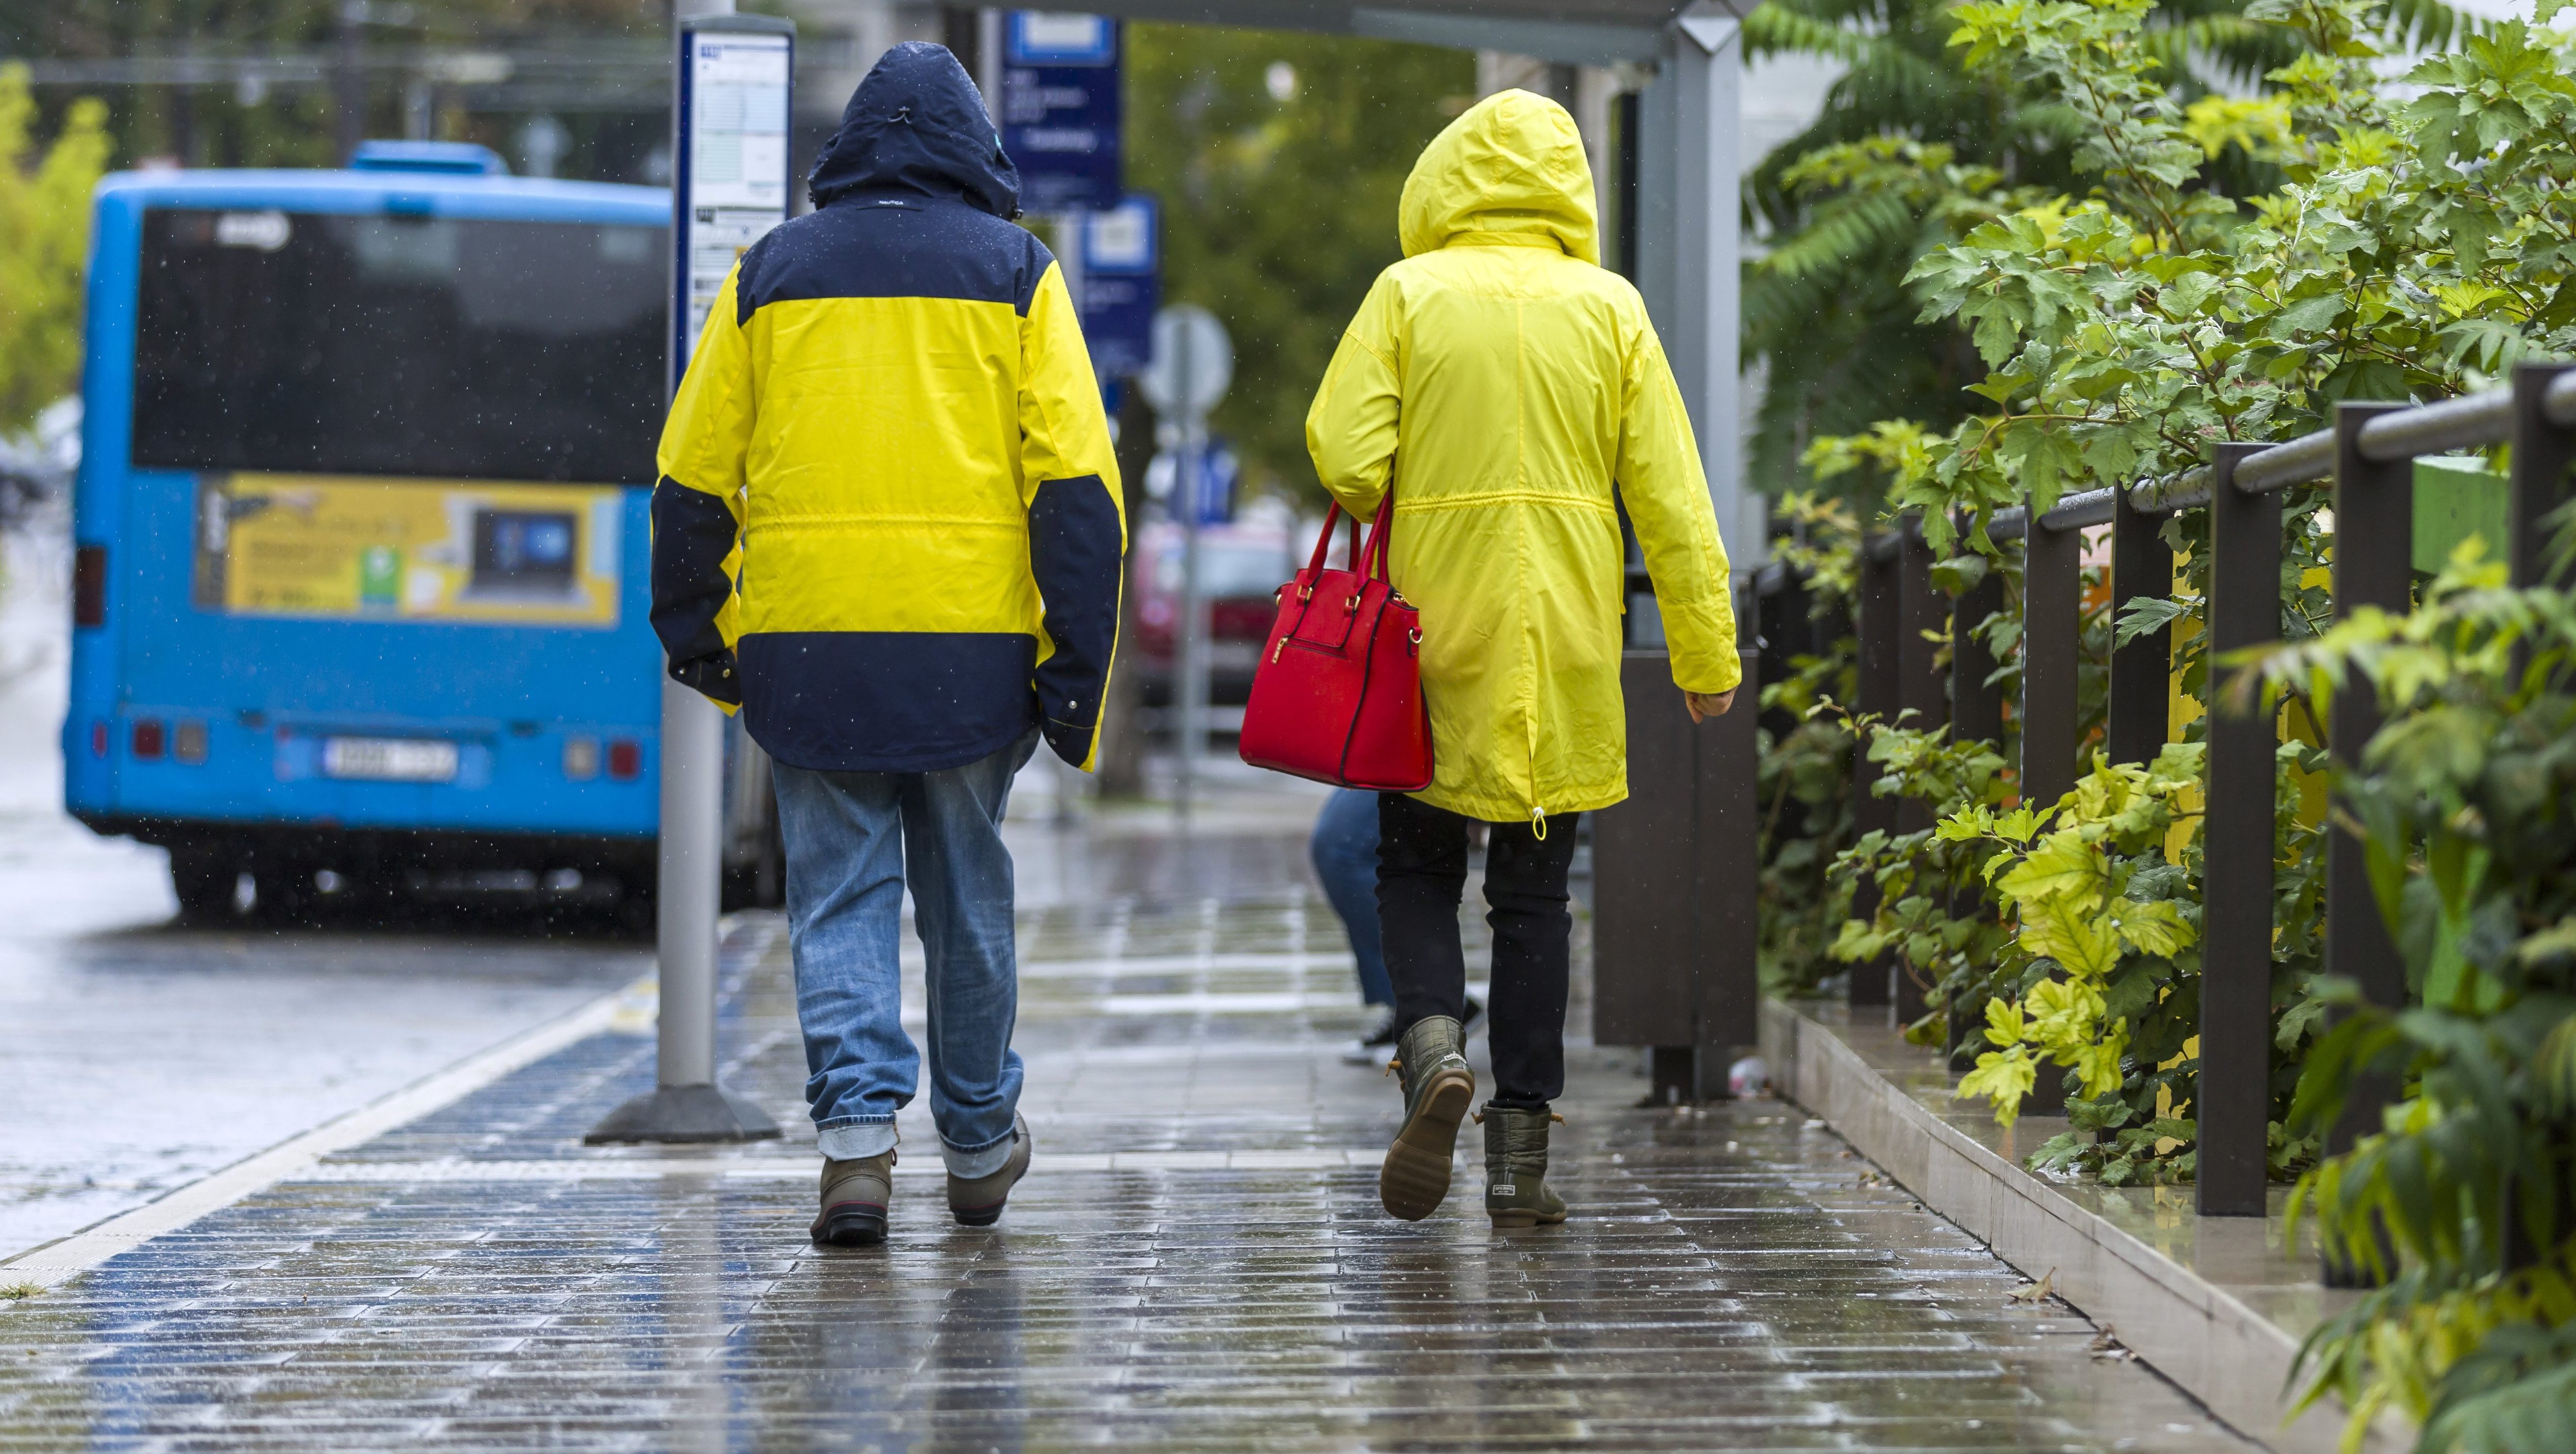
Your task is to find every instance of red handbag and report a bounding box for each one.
[1237,490,1434,791]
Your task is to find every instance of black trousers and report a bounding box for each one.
[1376,792,1580,1109]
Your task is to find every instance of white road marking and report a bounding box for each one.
[1,976,652,1288]
[272,1149,1385,1181]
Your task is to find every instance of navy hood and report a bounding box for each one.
[807,41,1020,218]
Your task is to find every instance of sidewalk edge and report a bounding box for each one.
[1759,998,2392,1454]
[2,976,651,1289]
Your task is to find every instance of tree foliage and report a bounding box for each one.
[1791,0,2576,1438]
[1739,0,2479,496]
[0,64,109,434]
[0,1,664,176]
[1123,25,1472,501]
[2240,541,2576,1447]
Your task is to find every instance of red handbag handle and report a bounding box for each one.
[1302,479,1397,586]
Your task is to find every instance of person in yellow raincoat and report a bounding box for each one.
[1307,88,1739,1227]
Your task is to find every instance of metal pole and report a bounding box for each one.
[657,678,724,1089]
[2321,402,2412,1282]
[1649,21,1751,573]
[332,1,364,164]
[588,0,783,1144]
[2199,441,2278,1217]
[1848,537,1898,1011]
[2018,503,2082,1118]
[1176,426,1205,819]
[1893,517,1946,1027]
[1946,538,2005,1068]
[2105,486,2173,767]
[2510,361,2576,589]
[1174,325,1205,822]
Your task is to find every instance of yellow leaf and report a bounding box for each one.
[2111,898,2194,958]
[1983,996,2029,1049]
[2021,906,2121,979]
[1997,833,2105,914]
[2075,1032,2129,1098]
[1958,1047,2038,1127]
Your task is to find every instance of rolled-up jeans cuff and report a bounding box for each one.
[943,1131,1016,1179]
[816,1119,896,1161]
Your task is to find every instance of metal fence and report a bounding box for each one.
[1794,360,2576,1238]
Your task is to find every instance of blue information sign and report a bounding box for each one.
[1078,194,1158,379]
[1002,12,1120,214]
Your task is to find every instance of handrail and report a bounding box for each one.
[1970,372,2576,543]
[1746,371,2576,597]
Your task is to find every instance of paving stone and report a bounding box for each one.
[2,831,2253,1450]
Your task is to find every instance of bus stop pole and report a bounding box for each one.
[588,0,785,1144]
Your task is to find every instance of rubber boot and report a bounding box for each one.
[1481,1105,1568,1228]
[1379,1016,1475,1221]
[811,1150,894,1247]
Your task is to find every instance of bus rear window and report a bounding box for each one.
[132,209,666,484]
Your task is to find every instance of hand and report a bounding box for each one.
[1685,688,1737,724]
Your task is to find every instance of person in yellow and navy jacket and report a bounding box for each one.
[651,42,1123,1249]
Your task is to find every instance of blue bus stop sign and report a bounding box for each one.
[1078,195,1158,379]
[1002,12,1120,214]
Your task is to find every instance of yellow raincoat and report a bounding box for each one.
[1305,89,1739,826]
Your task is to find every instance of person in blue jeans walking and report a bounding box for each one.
[650,45,1125,1248]
[1311,788,1478,1065]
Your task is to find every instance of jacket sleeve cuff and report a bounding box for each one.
[669,649,745,707]
[1660,597,1743,694]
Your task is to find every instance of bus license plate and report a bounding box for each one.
[322,737,460,784]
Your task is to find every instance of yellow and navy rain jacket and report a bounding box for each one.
[651,41,1125,773]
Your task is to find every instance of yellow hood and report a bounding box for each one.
[1397,88,1599,265]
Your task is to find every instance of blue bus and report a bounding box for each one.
[65,142,779,920]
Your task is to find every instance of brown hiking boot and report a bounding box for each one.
[1379,1016,1475,1221]
[811,1150,894,1247]
[946,1113,1032,1227]
[1481,1105,1568,1228]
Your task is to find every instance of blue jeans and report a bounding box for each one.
[1309,787,1394,1006]
[772,730,1038,1178]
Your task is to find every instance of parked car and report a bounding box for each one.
[1129,518,1299,707]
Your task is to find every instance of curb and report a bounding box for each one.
[1760,998,2399,1454]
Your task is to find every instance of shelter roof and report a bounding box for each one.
[1060,2,1721,64]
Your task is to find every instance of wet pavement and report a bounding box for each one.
[0,801,2256,1452]
[0,520,654,1262]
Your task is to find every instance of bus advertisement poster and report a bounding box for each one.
[191,475,623,627]
[676,20,794,379]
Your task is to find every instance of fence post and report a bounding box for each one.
[2019,501,2082,1117]
[1894,517,1948,1025]
[2020,508,2082,810]
[2321,402,2414,1282]
[2511,361,2576,588]
[1849,534,1901,1010]
[1947,534,2008,1066]
[2107,489,2173,767]
[2199,443,2279,1218]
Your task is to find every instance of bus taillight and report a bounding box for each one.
[132,720,166,760]
[74,546,106,627]
[607,739,642,781]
